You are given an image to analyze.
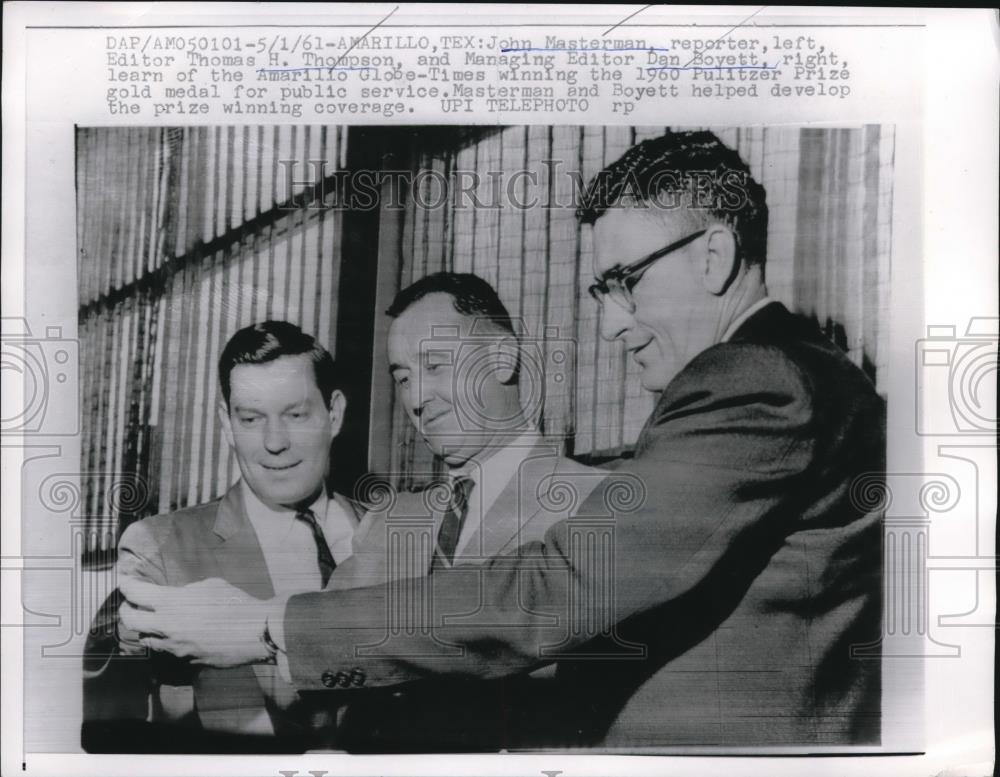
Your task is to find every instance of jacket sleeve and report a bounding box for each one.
[116,518,169,654]
[114,517,201,703]
[82,520,169,741]
[283,343,819,690]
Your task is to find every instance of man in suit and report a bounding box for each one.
[92,321,363,751]
[331,272,605,751]
[122,131,885,749]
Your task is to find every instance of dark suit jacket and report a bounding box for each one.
[281,303,885,749]
[83,484,362,752]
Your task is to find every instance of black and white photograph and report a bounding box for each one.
[2,5,996,777]
[68,123,897,753]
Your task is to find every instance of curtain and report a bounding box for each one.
[76,125,349,562]
[793,126,894,394]
[76,123,896,557]
[382,125,894,486]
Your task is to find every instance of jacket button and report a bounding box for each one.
[350,668,366,686]
[321,671,338,689]
[335,671,351,688]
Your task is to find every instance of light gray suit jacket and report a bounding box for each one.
[326,441,607,751]
[114,483,362,737]
[331,440,606,588]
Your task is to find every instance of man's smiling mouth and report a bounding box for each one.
[262,461,301,472]
[629,341,652,359]
[422,410,450,428]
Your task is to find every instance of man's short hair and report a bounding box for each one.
[386,272,517,337]
[576,130,769,267]
[218,321,340,408]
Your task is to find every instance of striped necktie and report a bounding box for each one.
[434,476,475,567]
[295,507,336,587]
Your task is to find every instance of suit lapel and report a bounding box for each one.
[210,484,275,600]
[331,490,365,528]
[457,443,560,562]
[333,490,437,588]
[195,483,275,734]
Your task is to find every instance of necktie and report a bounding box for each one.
[435,476,475,566]
[295,507,336,587]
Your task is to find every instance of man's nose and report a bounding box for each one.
[410,374,446,418]
[598,301,632,342]
[262,419,291,453]
[411,392,434,418]
[402,379,429,417]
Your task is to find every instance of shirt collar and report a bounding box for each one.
[447,431,543,505]
[240,480,328,528]
[721,296,775,343]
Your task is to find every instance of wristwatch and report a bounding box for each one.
[259,618,281,665]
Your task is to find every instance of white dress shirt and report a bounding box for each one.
[446,431,544,559]
[241,482,356,596]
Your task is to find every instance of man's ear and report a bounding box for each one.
[702,225,740,295]
[491,336,520,385]
[327,390,347,439]
[218,401,236,450]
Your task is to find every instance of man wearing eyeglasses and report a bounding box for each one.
[121,130,885,749]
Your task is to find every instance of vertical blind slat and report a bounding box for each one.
[77,124,892,561]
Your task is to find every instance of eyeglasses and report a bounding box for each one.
[588,229,706,313]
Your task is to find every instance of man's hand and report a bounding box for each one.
[119,577,273,668]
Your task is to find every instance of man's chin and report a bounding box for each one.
[422,434,482,465]
[638,364,674,393]
[254,483,316,509]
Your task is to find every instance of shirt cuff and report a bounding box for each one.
[266,594,292,651]
[265,595,293,682]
